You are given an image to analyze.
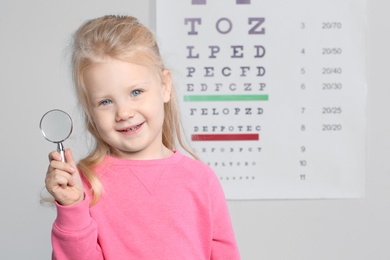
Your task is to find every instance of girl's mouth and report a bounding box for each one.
[118,123,143,133]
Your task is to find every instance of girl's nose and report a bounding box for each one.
[116,105,134,122]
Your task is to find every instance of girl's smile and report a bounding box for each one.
[117,122,144,134]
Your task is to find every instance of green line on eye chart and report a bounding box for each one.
[183,94,269,102]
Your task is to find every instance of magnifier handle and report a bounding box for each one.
[57,143,66,162]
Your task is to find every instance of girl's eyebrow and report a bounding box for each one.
[87,89,109,98]
[131,81,151,87]
[86,89,111,101]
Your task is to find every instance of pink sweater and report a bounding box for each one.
[52,151,240,259]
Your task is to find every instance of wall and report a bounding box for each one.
[0,0,389,259]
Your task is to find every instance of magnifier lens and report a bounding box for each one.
[40,110,73,143]
[40,109,73,162]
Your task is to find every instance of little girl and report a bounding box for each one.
[45,15,240,259]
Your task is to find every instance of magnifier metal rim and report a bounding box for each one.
[39,109,73,143]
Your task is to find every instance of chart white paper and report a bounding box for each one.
[156,0,367,199]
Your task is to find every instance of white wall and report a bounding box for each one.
[1,0,389,259]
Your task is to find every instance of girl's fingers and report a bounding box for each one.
[45,148,84,206]
[47,162,75,177]
[64,149,77,173]
[47,157,75,175]
[64,149,75,164]
[48,151,62,162]
[64,149,82,184]
[46,169,74,190]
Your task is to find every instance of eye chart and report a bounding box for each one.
[156,0,366,199]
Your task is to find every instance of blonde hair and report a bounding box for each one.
[72,15,196,206]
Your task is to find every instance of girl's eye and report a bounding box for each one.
[99,100,112,106]
[131,89,142,97]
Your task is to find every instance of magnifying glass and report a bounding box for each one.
[39,109,73,162]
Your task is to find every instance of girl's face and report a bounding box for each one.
[83,58,172,160]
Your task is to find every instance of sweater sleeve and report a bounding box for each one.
[51,196,103,260]
[208,172,241,260]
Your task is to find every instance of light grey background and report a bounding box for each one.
[0,0,389,259]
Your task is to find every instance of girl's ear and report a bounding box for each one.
[161,69,173,103]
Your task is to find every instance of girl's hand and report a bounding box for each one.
[45,149,84,206]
